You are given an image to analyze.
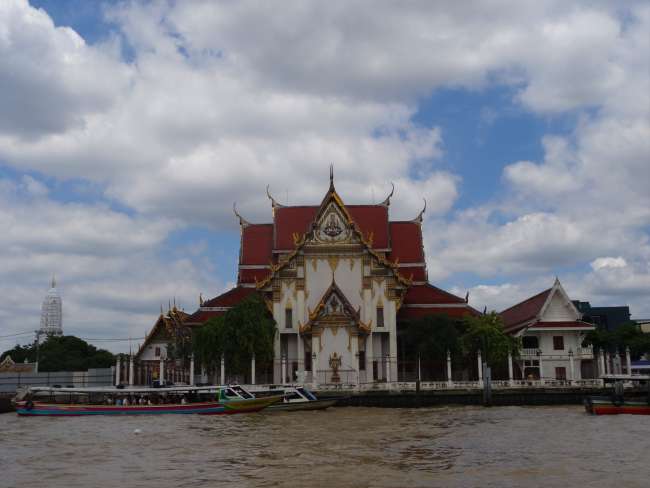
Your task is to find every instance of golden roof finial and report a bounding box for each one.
[379,182,395,207]
[233,202,251,228]
[413,198,427,223]
[199,293,204,306]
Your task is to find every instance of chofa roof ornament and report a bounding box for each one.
[412,198,427,223]
[266,185,285,208]
[232,202,251,227]
[379,182,395,207]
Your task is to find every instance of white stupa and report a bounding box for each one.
[38,276,63,341]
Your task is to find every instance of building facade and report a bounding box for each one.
[185,171,476,384]
[500,279,596,381]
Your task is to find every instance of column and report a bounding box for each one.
[190,355,195,386]
[366,335,374,383]
[614,350,621,374]
[568,350,575,383]
[598,349,606,377]
[220,355,225,385]
[538,352,543,382]
[625,346,632,376]
[281,355,287,384]
[297,334,304,383]
[312,335,319,387]
[251,354,256,385]
[605,352,611,374]
[352,336,360,386]
[115,356,121,386]
[477,350,483,385]
[507,350,514,386]
[385,354,391,384]
[129,355,134,386]
[159,357,165,385]
[446,350,452,386]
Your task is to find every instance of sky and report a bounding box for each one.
[0,0,648,353]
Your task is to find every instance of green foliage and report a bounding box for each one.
[583,322,650,359]
[192,293,277,375]
[404,314,461,360]
[461,312,520,366]
[0,336,115,371]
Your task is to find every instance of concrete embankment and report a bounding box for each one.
[323,388,648,408]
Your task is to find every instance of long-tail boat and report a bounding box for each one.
[14,385,281,416]
[584,375,650,415]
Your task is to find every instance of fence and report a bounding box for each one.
[0,368,114,393]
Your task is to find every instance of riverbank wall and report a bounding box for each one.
[323,387,648,408]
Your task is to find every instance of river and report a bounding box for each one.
[0,405,648,487]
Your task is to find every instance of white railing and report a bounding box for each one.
[329,378,605,391]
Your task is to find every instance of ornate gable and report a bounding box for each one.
[300,280,370,335]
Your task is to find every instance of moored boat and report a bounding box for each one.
[14,386,281,416]
[584,396,650,415]
[266,386,339,412]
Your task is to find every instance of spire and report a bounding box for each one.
[379,182,395,207]
[50,274,56,289]
[329,164,334,191]
[465,291,469,303]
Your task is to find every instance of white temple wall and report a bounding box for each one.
[139,341,168,361]
[304,257,363,313]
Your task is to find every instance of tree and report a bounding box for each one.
[583,322,650,359]
[404,314,461,361]
[1,336,115,371]
[461,312,520,366]
[192,293,277,377]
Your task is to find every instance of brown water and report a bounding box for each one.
[0,406,648,488]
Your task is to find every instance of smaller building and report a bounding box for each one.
[500,279,596,381]
[0,355,37,374]
[572,301,632,332]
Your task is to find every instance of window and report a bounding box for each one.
[285,308,293,328]
[358,351,366,371]
[555,367,566,380]
[377,307,384,327]
[154,347,161,358]
[522,336,539,349]
[553,336,564,350]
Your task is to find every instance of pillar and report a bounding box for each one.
[366,335,374,382]
[249,354,255,385]
[385,354,391,384]
[297,334,304,383]
[115,356,121,386]
[626,346,632,376]
[477,350,483,384]
[129,355,134,386]
[598,349,605,377]
[159,357,165,385]
[281,355,287,384]
[605,352,611,374]
[568,350,575,383]
[507,350,514,385]
[190,355,195,386]
[446,350,452,386]
[220,355,225,385]
[538,352,543,381]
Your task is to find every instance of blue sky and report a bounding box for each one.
[1,0,648,352]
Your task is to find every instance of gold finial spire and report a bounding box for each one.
[199,293,204,306]
[329,164,334,191]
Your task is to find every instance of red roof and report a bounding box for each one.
[240,224,273,265]
[185,287,258,325]
[273,206,317,250]
[500,288,551,330]
[348,205,389,249]
[403,284,467,305]
[202,286,257,308]
[398,266,427,282]
[398,307,474,320]
[530,321,595,329]
[185,309,226,323]
[272,205,389,250]
[388,222,424,263]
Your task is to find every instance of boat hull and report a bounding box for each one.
[16,396,281,416]
[266,398,338,412]
[584,397,650,415]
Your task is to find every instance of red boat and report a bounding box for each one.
[584,396,650,415]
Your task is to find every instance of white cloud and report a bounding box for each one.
[591,257,627,271]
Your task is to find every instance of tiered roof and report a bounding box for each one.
[194,172,475,325]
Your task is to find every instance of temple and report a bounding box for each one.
[181,168,477,384]
[37,276,63,342]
